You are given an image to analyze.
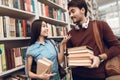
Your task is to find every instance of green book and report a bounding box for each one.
[0,44,6,71]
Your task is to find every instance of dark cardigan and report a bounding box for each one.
[67,20,120,78]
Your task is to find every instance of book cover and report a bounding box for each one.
[36,57,53,75]
[68,52,92,58]
[67,46,93,67]
[0,44,7,71]
[9,17,16,37]
[0,48,2,73]
[13,48,23,67]
[68,46,93,52]
[69,62,92,66]
[0,16,4,38]
[68,59,92,63]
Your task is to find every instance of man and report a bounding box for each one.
[67,0,120,80]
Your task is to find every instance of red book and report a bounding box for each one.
[21,20,26,37]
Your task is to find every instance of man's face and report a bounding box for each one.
[68,7,85,24]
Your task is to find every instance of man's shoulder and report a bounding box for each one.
[90,20,106,24]
[90,20,108,28]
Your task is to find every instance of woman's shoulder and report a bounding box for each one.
[28,42,40,51]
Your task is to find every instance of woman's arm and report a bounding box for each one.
[26,51,55,79]
[26,56,39,78]
[58,35,71,64]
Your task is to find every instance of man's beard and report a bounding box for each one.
[73,18,82,25]
[73,20,81,30]
[73,18,82,30]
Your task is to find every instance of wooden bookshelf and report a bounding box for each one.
[39,16,68,26]
[38,0,67,12]
[0,37,30,41]
[0,5,35,19]
[0,65,25,77]
[0,0,69,79]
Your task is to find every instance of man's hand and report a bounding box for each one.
[88,55,101,68]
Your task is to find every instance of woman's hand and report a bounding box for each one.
[61,34,71,46]
[37,69,56,80]
[38,72,56,80]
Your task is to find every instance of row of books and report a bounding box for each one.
[0,16,30,38]
[37,1,66,21]
[47,23,67,37]
[50,0,67,8]
[0,16,68,38]
[68,46,94,66]
[0,44,27,73]
[0,0,35,13]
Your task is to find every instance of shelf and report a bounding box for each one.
[0,65,25,77]
[0,37,30,41]
[0,5,35,19]
[38,0,66,12]
[48,36,65,39]
[48,36,65,41]
[39,16,68,26]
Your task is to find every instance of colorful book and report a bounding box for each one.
[0,44,6,71]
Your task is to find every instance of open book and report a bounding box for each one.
[36,57,53,74]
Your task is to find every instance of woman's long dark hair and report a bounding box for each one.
[30,19,43,45]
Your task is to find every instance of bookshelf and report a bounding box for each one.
[0,0,36,79]
[0,65,25,77]
[0,0,68,79]
[38,0,67,12]
[39,16,68,26]
[37,0,68,38]
[0,5,35,19]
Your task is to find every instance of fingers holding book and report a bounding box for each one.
[38,68,56,80]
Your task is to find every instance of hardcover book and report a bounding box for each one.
[68,46,93,67]
[36,57,53,75]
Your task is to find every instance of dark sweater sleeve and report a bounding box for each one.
[102,21,120,59]
[67,31,73,48]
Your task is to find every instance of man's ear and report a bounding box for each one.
[81,7,85,14]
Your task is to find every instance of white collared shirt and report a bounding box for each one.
[82,18,89,29]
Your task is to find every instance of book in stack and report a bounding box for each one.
[68,46,93,67]
[36,57,53,75]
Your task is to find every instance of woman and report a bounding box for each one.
[26,19,71,80]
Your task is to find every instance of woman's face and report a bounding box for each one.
[40,21,48,37]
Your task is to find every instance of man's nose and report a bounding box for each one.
[70,13,73,17]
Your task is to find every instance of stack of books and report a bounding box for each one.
[68,46,93,67]
[36,57,53,74]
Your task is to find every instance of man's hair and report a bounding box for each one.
[68,0,88,17]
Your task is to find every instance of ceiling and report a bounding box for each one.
[96,0,118,7]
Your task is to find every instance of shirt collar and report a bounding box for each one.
[82,18,89,29]
[35,39,48,45]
